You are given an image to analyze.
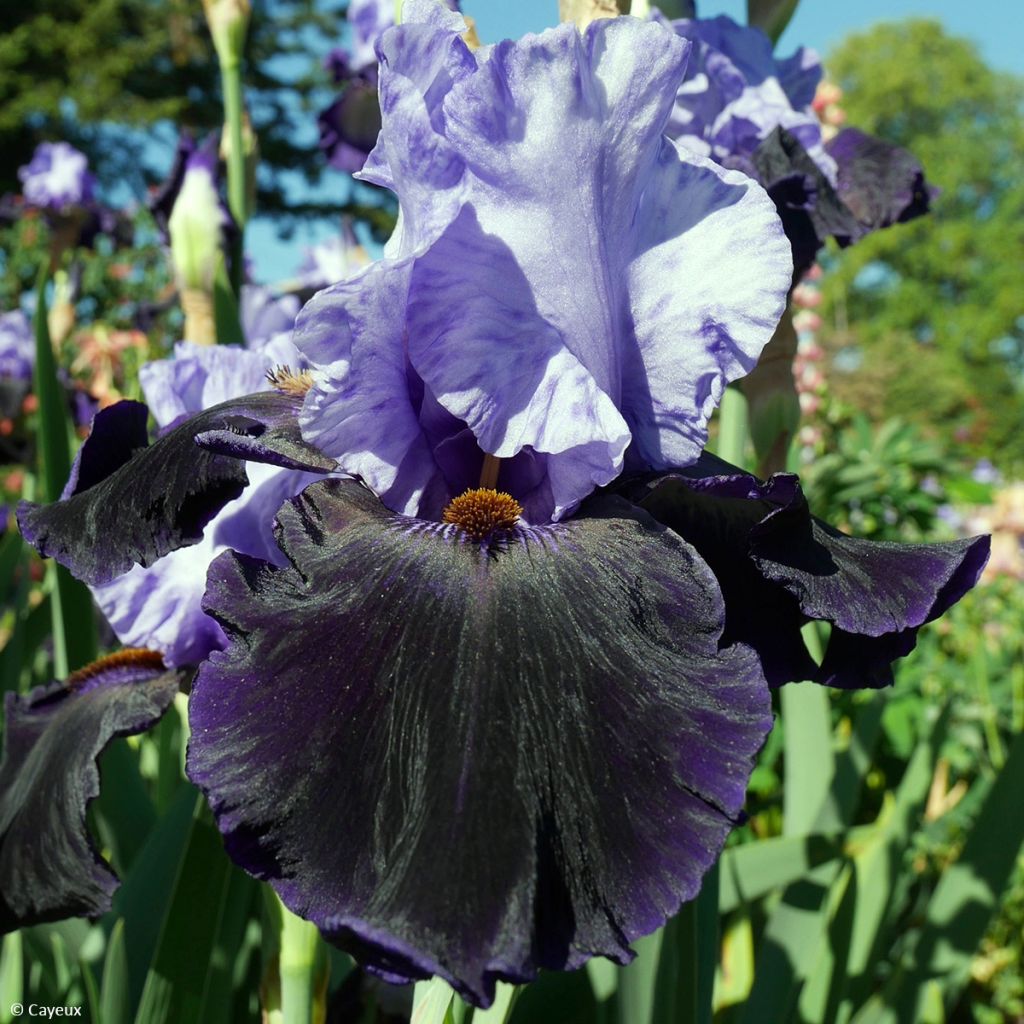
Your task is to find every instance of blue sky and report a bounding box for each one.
[471,0,1023,75]
[248,0,1023,282]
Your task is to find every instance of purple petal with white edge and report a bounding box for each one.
[0,651,181,932]
[407,207,630,520]
[188,479,771,1006]
[826,127,937,231]
[18,391,330,586]
[633,462,989,688]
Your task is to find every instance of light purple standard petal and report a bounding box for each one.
[298,16,791,523]
[18,142,96,212]
[240,286,300,349]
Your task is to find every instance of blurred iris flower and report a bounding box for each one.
[3,4,986,1007]
[18,142,95,213]
[659,14,937,276]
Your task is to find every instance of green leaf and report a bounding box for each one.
[802,706,951,1024]
[411,977,455,1024]
[781,679,835,836]
[81,954,102,1024]
[719,832,850,913]
[0,931,23,1024]
[31,265,97,675]
[133,796,239,1024]
[746,0,800,44]
[866,729,1024,1023]
[112,783,208,1013]
[474,983,520,1024]
[616,929,660,1024]
[261,887,329,1024]
[101,920,131,1024]
[92,739,158,878]
[651,871,718,1024]
[213,261,246,346]
[739,695,888,1022]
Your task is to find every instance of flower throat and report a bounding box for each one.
[442,455,523,540]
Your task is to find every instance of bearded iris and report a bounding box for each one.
[3,4,987,1009]
[659,14,936,276]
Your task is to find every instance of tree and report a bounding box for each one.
[818,20,1024,470]
[0,0,350,221]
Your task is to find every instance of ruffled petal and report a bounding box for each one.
[407,207,631,519]
[18,391,330,586]
[0,651,181,932]
[188,479,772,1005]
[751,126,864,276]
[316,16,789,519]
[623,141,790,468]
[295,261,448,516]
[635,462,989,688]
[825,127,937,231]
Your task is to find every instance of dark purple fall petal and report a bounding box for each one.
[825,127,937,231]
[634,462,989,688]
[18,392,333,586]
[0,651,181,932]
[188,479,772,1006]
[752,127,865,278]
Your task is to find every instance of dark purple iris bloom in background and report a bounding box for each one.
[18,142,96,212]
[3,2,987,1008]
[659,14,936,276]
[319,0,462,172]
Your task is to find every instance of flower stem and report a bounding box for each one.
[262,888,329,1024]
[220,56,248,297]
[716,386,750,469]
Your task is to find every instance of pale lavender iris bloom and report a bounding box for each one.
[658,14,833,181]
[18,143,96,212]
[299,1,792,524]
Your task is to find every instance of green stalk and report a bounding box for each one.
[32,265,97,674]
[220,57,247,298]
[263,888,329,1024]
[972,645,1005,769]
[716,386,750,469]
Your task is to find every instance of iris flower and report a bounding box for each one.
[658,14,936,276]
[0,311,33,422]
[18,142,96,213]
[3,5,986,1007]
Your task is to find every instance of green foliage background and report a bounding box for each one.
[819,19,1024,472]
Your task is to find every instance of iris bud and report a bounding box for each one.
[202,0,251,68]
